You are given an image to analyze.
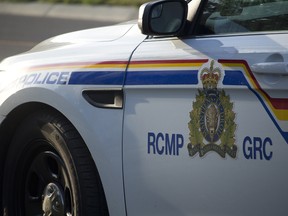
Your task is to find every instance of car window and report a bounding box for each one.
[194,0,288,35]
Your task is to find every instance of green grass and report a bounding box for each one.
[0,0,150,6]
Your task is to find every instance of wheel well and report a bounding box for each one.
[0,102,108,214]
[0,102,51,152]
[0,102,51,213]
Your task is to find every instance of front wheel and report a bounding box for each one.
[3,110,108,216]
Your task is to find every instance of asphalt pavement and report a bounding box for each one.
[0,2,138,22]
[0,2,139,60]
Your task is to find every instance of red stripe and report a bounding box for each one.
[129,59,208,64]
[28,59,208,70]
[219,59,288,110]
[28,61,129,70]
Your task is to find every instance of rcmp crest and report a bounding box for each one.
[187,60,237,158]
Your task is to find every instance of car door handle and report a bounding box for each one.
[82,89,123,109]
[251,62,288,75]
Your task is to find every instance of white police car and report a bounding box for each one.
[0,0,288,215]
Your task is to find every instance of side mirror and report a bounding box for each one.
[138,0,188,36]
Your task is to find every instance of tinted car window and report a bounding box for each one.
[195,0,288,35]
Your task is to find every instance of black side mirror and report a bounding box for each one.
[138,0,188,36]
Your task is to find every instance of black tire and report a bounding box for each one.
[2,110,109,216]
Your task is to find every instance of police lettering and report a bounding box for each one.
[20,72,70,86]
[243,136,273,160]
[148,132,184,156]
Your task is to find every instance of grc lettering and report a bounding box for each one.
[148,132,184,156]
[243,136,273,160]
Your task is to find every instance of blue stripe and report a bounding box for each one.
[223,70,248,86]
[224,70,288,143]
[125,70,199,85]
[68,69,288,143]
[69,71,124,85]
[249,83,288,143]
[69,70,199,85]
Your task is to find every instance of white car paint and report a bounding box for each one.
[123,34,288,215]
[0,0,288,215]
[0,23,146,216]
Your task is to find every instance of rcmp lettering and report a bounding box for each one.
[20,72,70,86]
[187,60,237,158]
[243,136,273,160]
[148,132,184,156]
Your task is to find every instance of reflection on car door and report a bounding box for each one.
[123,1,288,215]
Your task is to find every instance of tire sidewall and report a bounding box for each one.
[3,112,80,215]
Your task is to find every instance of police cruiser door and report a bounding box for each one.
[123,0,288,215]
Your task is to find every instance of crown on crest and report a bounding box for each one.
[200,60,221,89]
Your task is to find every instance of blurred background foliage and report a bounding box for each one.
[0,0,281,6]
[0,0,150,6]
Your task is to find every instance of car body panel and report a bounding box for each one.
[0,24,146,216]
[123,33,288,215]
[1,0,288,215]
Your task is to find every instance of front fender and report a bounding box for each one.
[0,86,126,216]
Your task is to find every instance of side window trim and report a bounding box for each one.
[191,0,288,36]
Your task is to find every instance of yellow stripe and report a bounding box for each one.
[128,62,204,69]
[28,64,127,71]
[222,62,288,121]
